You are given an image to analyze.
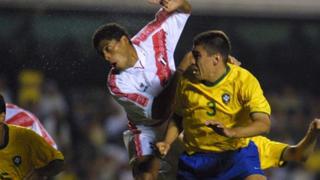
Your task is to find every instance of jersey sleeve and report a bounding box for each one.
[25,130,64,169]
[240,73,271,115]
[251,136,288,170]
[161,10,190,53]
[132,8,190,53]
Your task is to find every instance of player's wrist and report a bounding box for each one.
[227,128,239,138]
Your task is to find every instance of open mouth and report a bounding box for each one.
[189,65,200,76]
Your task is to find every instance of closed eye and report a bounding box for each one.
[192,50,201,61]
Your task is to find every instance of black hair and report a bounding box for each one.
[0,94,5,114]
[92,23,130,56]
[193,30,231,63]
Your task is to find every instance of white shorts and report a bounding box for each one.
[123,121,169,164]
[123,121,185,180]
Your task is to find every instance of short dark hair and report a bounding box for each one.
[193,30,231,63]
[92,23,130,56]
[0,94,5,114]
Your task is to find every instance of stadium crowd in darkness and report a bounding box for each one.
[0,9,320,180]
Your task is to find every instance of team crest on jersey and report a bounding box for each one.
[139,83,149,92]
[222,93,231,104]
[12,156,22,166]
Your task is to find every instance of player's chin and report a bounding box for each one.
[193,71,202,80]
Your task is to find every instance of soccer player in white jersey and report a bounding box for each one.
[92,0,192,179]
[5,103,58,149]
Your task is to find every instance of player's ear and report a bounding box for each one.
[0,112,5,122]
[212,54,220,65]
[120,35,129,44]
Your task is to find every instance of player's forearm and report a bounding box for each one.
[164,120,180,145]
[36,159,64,178]
[232,118,270,138]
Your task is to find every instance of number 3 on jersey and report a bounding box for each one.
[206,101,216,116]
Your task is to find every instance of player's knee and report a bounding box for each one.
[132,156,160,177]
[245,174,267,180]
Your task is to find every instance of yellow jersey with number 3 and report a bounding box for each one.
[175,63,271,154]
[0,124,64,180]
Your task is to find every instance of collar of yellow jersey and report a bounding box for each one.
[201,65,231,87]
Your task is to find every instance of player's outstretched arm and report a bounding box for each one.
[148,0,191,13]
[282,118,320,162]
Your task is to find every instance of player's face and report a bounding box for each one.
[192,45,215,81]
[102,36,132,71]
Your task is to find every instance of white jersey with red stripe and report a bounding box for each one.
[4,103,58,149]
[107,8,190,126]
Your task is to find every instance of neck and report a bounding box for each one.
[128,44,138,67]
[207,63,227,83]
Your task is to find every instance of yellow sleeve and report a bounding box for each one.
[251,136,288,170]
[24,129,64,169]
[241,73,271,115]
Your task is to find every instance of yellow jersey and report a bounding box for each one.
[175,63,271,154]
[250,136,288,170]
[0,124,64,180]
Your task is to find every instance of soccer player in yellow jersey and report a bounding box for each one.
[157,30,271,180]
[0,94,64,180]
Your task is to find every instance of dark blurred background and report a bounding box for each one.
[0,0,320,179]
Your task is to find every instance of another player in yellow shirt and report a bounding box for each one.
[157,30,271,180]
[0,94,64,180]
[252,118,320,170]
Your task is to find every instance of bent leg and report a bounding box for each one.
[132,155,161,180]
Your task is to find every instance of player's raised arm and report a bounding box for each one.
[282,118,320,162]
[148,0,192,13]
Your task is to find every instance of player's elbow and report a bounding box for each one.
[259,118,271,135]
[251,112,271,135]
[263,123,271,134]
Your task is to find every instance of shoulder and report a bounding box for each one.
[8,124,34,135]
[228,64,258,84]
[7,124,31,140]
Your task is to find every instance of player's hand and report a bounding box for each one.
[148,0,162,5]
[205,120,236,138]
[149,0,186,13]
[156,141,171,156]
[309,118,320,134]
[177,51,195,73]
[227,55,241,66]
